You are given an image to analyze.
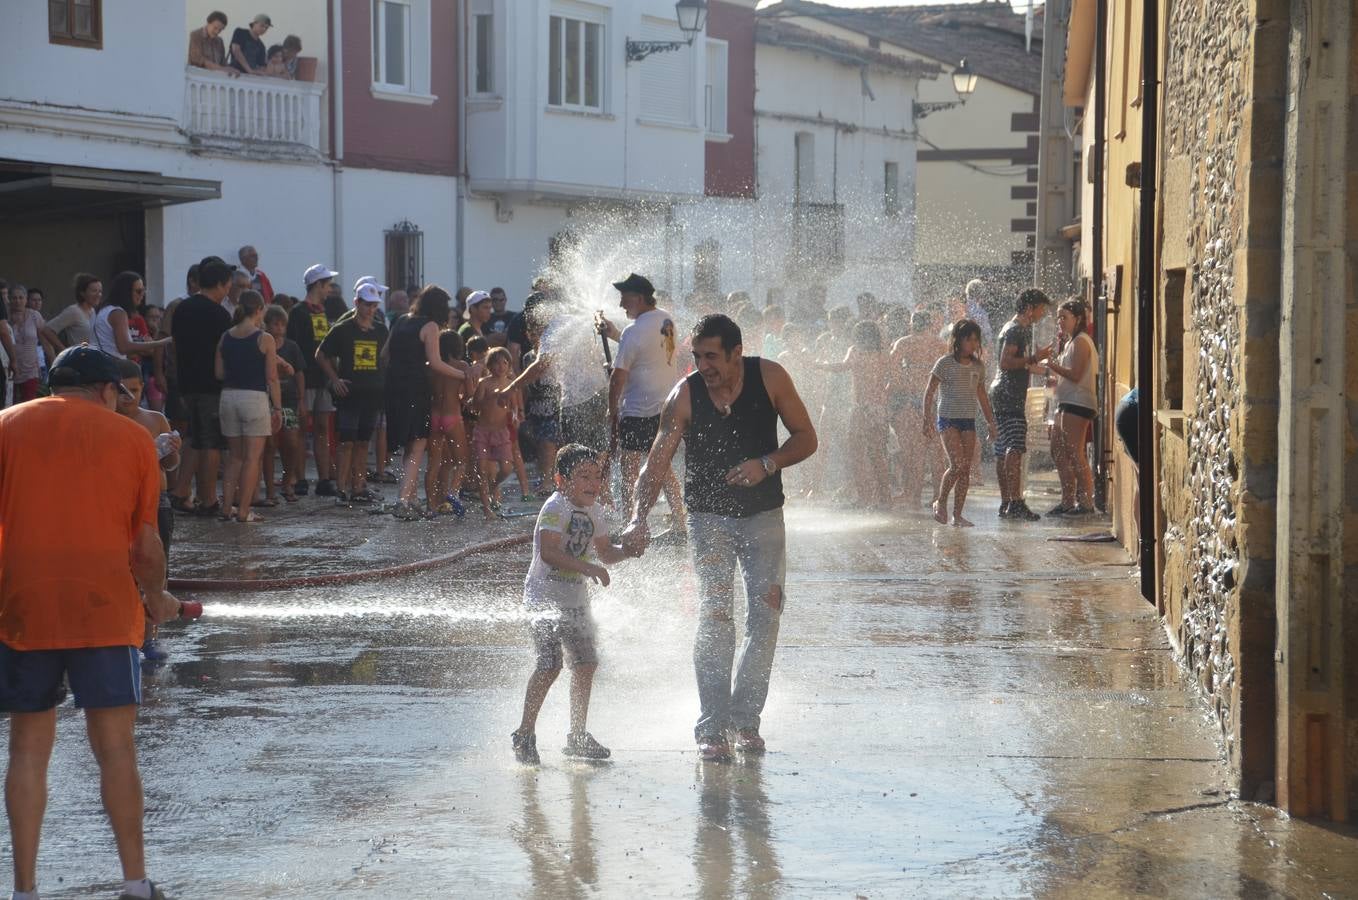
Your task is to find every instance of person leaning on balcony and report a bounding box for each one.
[282,34,303,79]
[264,45,291,79]
[230,13,272,76]
[188,10,239,77]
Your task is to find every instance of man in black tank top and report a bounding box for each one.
[622,314,818,762]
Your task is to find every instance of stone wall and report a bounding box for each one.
[1158,0,1282,791]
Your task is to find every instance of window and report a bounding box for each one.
[473,13,494,94]
[705,39,729,136]
[794,132,815,204]
[639,18,692,125]
[372,0,434,101]
[694,239,721,295]
[884,162,900,217]
[49,0,101,49]
[549,14,604,111]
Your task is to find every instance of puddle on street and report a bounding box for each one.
[10,505,1358,897]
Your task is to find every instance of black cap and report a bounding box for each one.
[49,346,133,397]
[612,273,655,297]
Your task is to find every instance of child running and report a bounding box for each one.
[472,346,515,520]
[512,444,636,765]
[921,319,997,527]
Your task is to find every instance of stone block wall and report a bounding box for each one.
[1158,0,1282,790]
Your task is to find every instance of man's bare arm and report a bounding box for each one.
[131,522,178,623]
[608,366,630,430]
[763,359,818,469]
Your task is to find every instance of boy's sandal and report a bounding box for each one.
[236,512,263,524]
[218,506,238,522]
[282,491,299,503]
[252,498,279,508]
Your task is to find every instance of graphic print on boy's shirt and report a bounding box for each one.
[353,340,378,371]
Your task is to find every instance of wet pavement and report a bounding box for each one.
[10,485,1358,898]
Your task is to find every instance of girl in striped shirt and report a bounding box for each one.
[921,319,997,526]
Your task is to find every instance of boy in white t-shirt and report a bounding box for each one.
[512,443,638,765]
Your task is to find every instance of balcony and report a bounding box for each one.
[182,67,325,157]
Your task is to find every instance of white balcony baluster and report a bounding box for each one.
[183,67,325,154]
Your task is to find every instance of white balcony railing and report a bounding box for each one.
[183,67,325,153]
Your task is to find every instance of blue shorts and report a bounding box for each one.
[936,417,976,433]
[0,644,142,712]
[528,413,562,445]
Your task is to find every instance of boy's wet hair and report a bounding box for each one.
[555,443,599,478]
[116,358,142,381]
[485,346,511,370]
[851,319,883,352]
[1016,288,1051,313]
[466,335,488,356]
[438,328,465,362]
[263,304,288,328]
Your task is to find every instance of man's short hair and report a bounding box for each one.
[116,358,143,381]
[1016,288,1051,312]
[197,256,233,290]
[691,314,742,353]
[207,10,228,26]
[263,304,288,328]
[283,34,302,51]
[555,443,599,478]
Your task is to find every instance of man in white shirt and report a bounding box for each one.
[598,273,685,523]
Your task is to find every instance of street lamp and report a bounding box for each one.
[626,0,709,64]
[915,58,979,119]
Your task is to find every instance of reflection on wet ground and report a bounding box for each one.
[9,502,1358,897]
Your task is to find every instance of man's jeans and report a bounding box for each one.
[688,508,786,741]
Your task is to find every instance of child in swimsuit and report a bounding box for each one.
[428,330,471,517]
[473,347,515,520]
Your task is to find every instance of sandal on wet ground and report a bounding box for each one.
[194,501,222,518]
[252,497,279,508]
[169,496,197,514]
[236,511,263,523]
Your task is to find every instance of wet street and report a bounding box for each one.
[11,493,1358,898]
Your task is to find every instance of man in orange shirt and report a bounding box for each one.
[0,346,180,900]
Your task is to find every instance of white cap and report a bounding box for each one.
[303,264,339,287]
[355,283,385,305]
[353,275,388,295]
[466,290,491,306]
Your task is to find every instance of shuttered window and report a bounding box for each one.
[705,39,728,135]
[639,19,692,125]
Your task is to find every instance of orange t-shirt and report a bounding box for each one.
[0,396,161,650]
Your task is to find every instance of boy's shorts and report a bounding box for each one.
[527,413,562,445]
[0,644,142,712]
[473,423,512,462]
[528,607,597,671]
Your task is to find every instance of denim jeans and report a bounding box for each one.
[688,508,786,741]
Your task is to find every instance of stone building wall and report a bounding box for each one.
[1157,0,1283,790]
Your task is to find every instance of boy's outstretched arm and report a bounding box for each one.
[539,530,609,585]
[594,535,638,564]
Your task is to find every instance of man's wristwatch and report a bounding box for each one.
[760,455,778,476]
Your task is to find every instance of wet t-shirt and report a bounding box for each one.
[286,300,340,388]
[523,492,605,611]
[989,318,1032,417]
[930,355,986,420]
[318,316,387,402]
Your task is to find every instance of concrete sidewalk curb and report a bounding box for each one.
[168,531,534,593]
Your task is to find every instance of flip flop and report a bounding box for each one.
[236,512,263,524]
[170,496,198,514]
[252,498,279,508]
[282,492,299,503]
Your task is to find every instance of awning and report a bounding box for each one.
[0,161,220,224]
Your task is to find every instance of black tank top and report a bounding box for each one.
[386,315,431,387]
[684,356,784,518]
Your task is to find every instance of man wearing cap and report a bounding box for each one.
[317,281,388,505]
[0,346,180,900]
[230,13,272,75]
[287,264,341,495]
[458,290,494,347]
[487,287,514,343]
[170,255,234,515]
[597,273,685,519]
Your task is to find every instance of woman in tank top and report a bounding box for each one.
[94,271,172,362]
[214,290,282,523]
[381,285,468,518]
[1045,298,1098,515]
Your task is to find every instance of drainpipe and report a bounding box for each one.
[331,0,345,272]
[1092,0,1107,509]
[1136,0,1159,601]
[455,0,467,287]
